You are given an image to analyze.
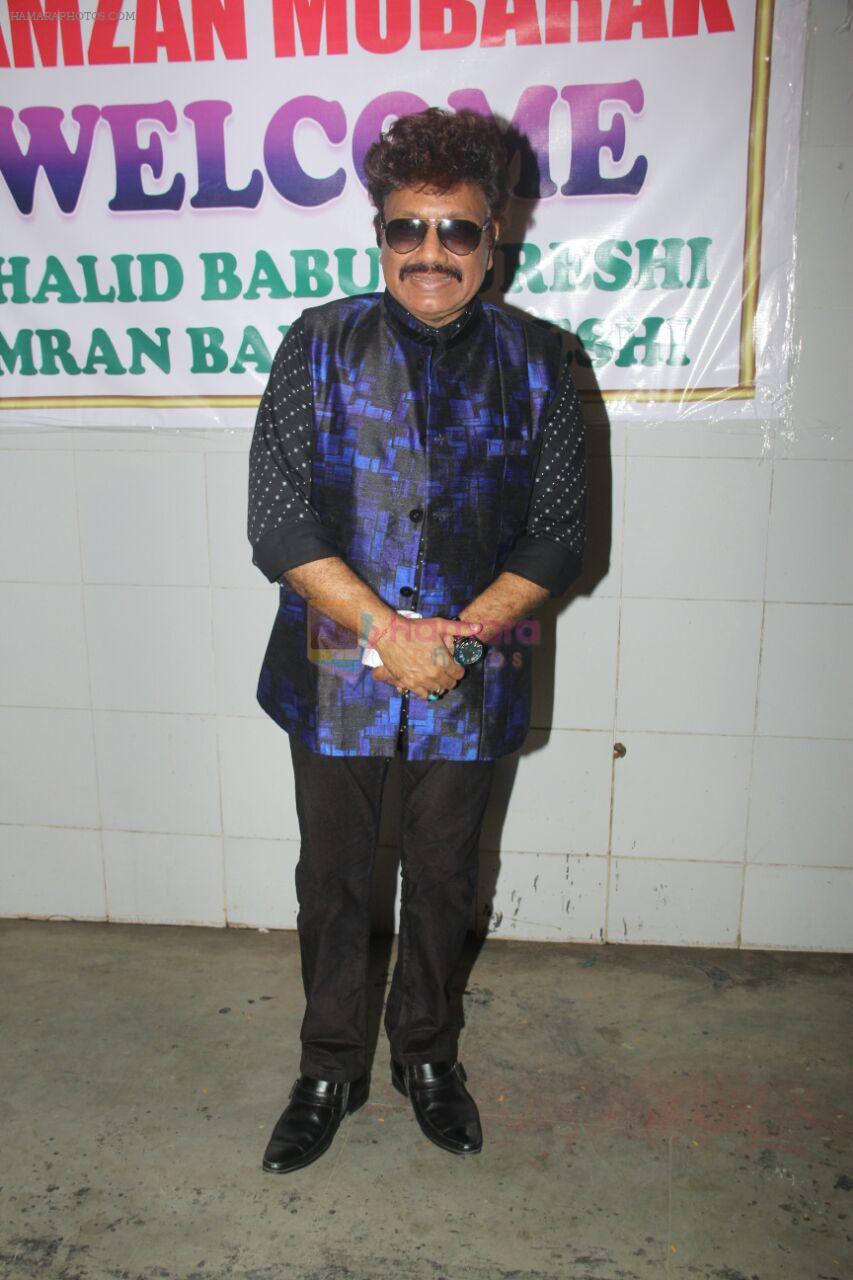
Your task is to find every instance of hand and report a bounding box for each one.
[368,657,455,699]
[373,616,484,701]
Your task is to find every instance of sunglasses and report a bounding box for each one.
[380,215,493,257]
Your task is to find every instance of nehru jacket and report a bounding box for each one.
[247,287,587,761]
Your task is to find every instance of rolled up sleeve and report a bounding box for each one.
[247,318,342,583]
[501,352,588,598]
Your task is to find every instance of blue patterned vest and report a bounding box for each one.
[256,287,562,760]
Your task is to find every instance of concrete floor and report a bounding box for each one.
[0,920,850,1280]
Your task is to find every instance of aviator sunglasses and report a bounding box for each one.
[380,214,493,257]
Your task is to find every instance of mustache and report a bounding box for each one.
[400,262,462,282]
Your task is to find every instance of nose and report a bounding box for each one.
[420,224,450,262]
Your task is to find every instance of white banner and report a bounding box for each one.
[0,0,807,427]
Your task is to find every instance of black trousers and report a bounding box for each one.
[288,733,497,1081]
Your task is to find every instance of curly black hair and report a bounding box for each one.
[363,107,510,243]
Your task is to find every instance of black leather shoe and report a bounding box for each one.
[262,1072,369,1174]
[390,1058,482,1155]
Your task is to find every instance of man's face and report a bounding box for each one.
[378,181,498,328]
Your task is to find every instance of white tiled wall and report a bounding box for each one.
[1,3,850,951]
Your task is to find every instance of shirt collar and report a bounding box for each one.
[381,286,483,348]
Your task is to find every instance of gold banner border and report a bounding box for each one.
[0,3,774,413]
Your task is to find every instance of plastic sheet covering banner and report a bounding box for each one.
[0,0,808,429]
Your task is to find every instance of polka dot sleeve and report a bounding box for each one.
[501,352,588,598]
[247,319,342,583]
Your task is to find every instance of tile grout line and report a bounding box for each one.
[202,448,229,927]
[71,433,109,923]
[603,428,630,944]
[740,433,777,947]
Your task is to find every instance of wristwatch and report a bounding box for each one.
[452,634,485,666]
[427,631,486,699]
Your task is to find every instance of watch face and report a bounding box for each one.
[454,637,485,665]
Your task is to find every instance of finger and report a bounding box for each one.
[431,643,465,675]
[420,678,450,700]
[439,620,489,649]
[427,650,462,682]
[444,620,484,636]
[437,633,459,659]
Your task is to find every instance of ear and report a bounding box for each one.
[487,220,499,268]
[373,212,383,248]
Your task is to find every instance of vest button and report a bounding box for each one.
[409,507,423,522]
[399,586,414,598]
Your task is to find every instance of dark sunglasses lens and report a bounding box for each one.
[384,219,427,253]
[438,220,483,255]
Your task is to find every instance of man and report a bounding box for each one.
[247,107,587,1173]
